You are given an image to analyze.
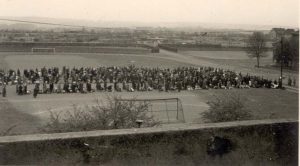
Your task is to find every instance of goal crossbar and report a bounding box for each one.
[117,98,179,102]
[117,97,185,124]
[31,48,56,53]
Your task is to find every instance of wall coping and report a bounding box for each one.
[0,119,297,144]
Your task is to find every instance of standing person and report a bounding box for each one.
[71,82,76,93]
[177,81,182,92]
[63,82,69,93]
[86,81,91,92]
[248,80,252,88]
[79,81,84,93]
[2,84,6,97]
[165,80,169,92]
[18,84,23,95]
[113,80,117,92]
[132,81,136,91]
[293,77,297,87]
[96,81,101,91]
[33,85,38,98]
[49,82,54,93]
[288,76,292,86]
[104,80,107,91]
[23,83,27,95]
[16,84,18,94]
[43,82,47,94]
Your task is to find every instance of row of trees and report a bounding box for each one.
[246,31,298,69]
[273,35,299,69]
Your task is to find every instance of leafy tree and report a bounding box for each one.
[246,32,268,68]
[273,35,299,69]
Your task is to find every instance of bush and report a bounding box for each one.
[41,95,160,133]
[0,125,18,136]
[201,92,252,123]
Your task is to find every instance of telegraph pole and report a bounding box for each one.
[279,36,284,89]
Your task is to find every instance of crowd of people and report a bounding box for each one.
[0,65,285,97]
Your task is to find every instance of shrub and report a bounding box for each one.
[201,92,252,123]
[0,125,18,136]
[41,95,160,133]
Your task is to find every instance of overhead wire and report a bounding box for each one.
[0,18,104,29]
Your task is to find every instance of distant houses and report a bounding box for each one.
[270,28,297,40]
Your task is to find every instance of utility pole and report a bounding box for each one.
[279,36,284,89]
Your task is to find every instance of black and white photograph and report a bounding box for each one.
[0,0,298,165]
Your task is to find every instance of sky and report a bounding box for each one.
[0,0,298,27]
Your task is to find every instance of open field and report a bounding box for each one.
[182,50,273,60]
[0,43,151,54]
[178,50,298,86]
[0,87,297,135]
[0,52,197,70]
[0,51,298,135]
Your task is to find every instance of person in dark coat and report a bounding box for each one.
[288,77,292,86]
[86,82,91,92]
[96,81,101,91]
[2,84,6,97]
[104,81,107,91]
[293,77,297,87]
[16,84,18,94]
[177,81,182,92]
[64,83,69,93]
[207,136,233,157]
[18,84,23,95]
[107,85,112,92]
[23,83,27,94]
[49,82,54,93]
[33,86,38,98]
[113,81,117,91]
[79,81,84,93]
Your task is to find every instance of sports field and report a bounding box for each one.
[179,50,299,85]
[0,50,298,135]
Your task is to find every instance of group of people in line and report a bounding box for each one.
[0,65,293,98]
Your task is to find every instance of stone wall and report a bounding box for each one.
[0,119,297,165]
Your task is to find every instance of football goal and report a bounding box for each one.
[31,48,56,53]
[118,97,185,124]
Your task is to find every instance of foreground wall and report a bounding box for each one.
[0,119,297,165]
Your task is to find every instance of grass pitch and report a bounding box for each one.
[0,51,298,135]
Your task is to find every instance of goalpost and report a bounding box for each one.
[31,48,56,54]
[118,98,185,124]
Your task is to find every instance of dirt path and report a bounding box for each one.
[0,98,42,135]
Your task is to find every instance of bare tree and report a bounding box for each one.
[41,95,160,133]
[246,32,268,68]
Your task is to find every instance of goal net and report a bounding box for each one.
[118,98,185,124]
[31,48,56,53]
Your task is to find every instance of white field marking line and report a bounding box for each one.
[33,106,77,115]
[32,102,208,115]
[183,104,209,107]
[285,88,299,93]
[1,94,197,103]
